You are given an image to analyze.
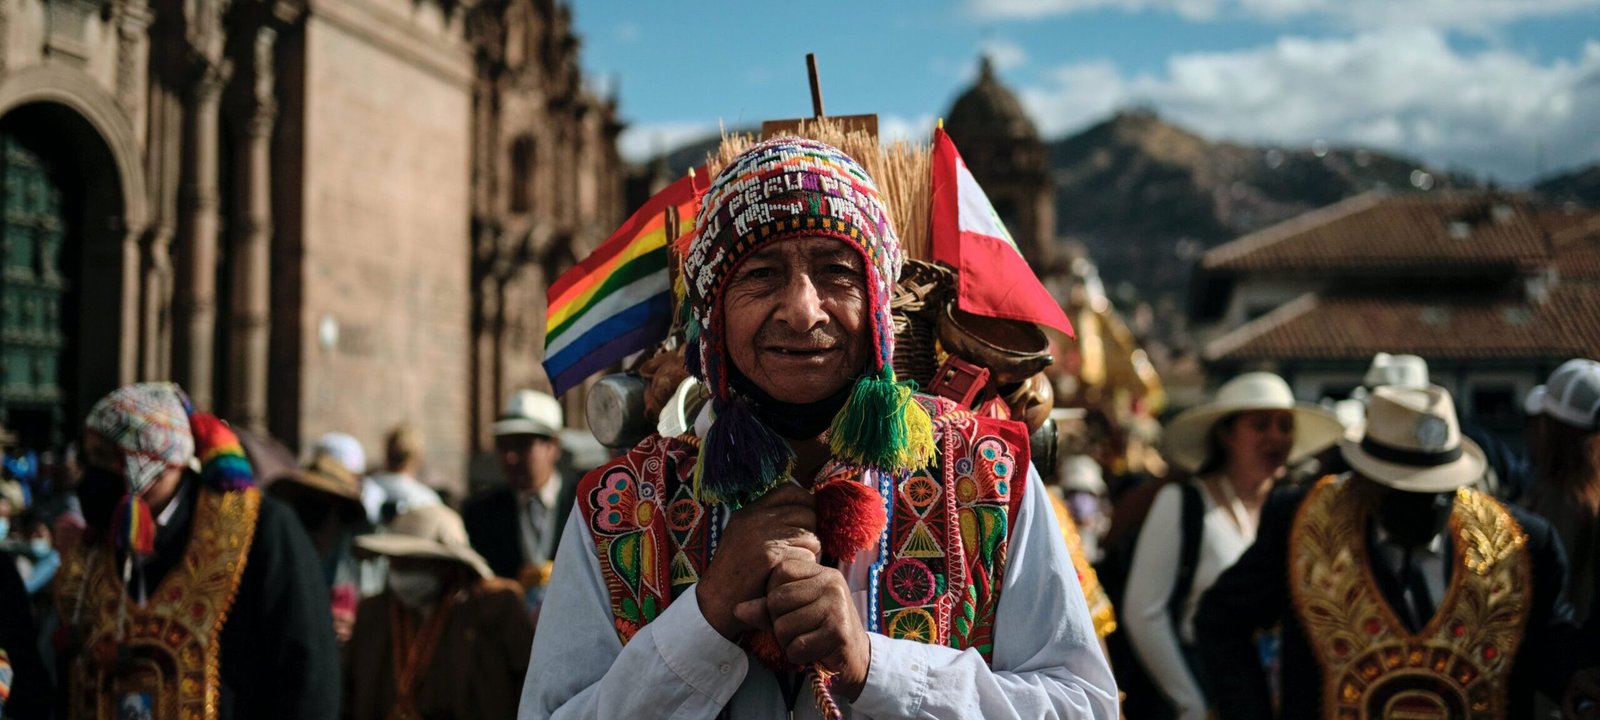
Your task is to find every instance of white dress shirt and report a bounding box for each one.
[517,474,564,566]
[518,464,1119,719]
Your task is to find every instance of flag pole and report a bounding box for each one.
[807,53,825,118]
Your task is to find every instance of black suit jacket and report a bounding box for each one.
[463,476,577,580]
[1196,483,1579,720]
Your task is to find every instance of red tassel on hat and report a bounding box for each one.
[111,493,156,558]
[814,477,887,561]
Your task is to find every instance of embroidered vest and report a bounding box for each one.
[56,487,261,720]
[1289,477,1531,720]
[578,394,1029,657]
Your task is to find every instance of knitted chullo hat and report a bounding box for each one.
[683,136,936,508]
[84,382,254,558]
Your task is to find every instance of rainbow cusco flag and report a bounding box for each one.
[543,172,700,395]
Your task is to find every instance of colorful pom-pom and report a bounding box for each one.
[814,476,887,560]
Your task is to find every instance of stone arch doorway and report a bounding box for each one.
[0,101,132,448]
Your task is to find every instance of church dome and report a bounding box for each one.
[946,55,1040,143]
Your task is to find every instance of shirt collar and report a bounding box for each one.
[519,475,562,509]
[1373,522,1447,555]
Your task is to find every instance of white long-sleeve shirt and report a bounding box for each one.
[1122,480,1258,720]
[518,464,1118,719]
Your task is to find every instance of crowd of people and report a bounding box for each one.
[0,134,1597,719]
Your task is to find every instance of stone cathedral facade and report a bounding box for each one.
[0,0,623,490]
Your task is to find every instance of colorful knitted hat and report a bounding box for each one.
[682,136,934,507]
[84,382,254,558]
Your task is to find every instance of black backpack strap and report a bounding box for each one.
[1166,482,1205,627]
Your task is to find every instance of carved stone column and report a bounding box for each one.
[111,0,152,114]
[227,27,276,431]
[173,56,231,410]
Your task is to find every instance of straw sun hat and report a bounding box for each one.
[1162,372,1344,473]
[354,504,493,579]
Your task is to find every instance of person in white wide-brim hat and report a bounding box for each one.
[1161,372,1346,475]
[1195,383,1579,719]
[1124,372,1342,719]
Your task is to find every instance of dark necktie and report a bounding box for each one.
[528,496,547,560]
[1398,547,1435,632]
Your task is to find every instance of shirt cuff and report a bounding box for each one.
[649,584,750,706]
[848,633,940,718]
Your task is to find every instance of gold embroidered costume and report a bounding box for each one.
[57,487,261,720]
[1289,477,1530,719]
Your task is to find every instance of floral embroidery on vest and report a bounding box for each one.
[577,394,1028,660]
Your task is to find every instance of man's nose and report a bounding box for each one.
[774,271,829,331]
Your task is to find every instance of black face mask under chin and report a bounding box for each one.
[79,466,129,533]
[730,371,855,440]
[1375,488,1454,548]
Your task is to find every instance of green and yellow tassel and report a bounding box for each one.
[827,368,937,473]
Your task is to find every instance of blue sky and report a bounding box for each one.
[569,1,1600,186]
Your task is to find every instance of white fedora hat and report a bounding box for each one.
[1338,385,1485,493]
[354,504,493,579]
[1363,353,1431,391]
[493,389,563,438]
[1162,372,1344,473]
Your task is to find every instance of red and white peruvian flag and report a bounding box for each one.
[931,127,1074,337]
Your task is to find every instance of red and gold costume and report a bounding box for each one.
[1289,477,1531,719]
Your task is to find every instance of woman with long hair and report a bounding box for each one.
[1122,372,1341,719]
[1525,358,1600,623]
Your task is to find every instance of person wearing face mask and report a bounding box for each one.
[1196,385,1579,719]
[53,382,339,720]
[1119,372,1343,720]
[345,504,533,720]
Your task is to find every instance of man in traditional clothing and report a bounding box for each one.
[345,504,534,720]
[55,382,339,719]
[519,136,1117,719]
[464,390,574,604]
[1196,384,1577,719]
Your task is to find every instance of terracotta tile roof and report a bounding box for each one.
[1206,285,1600,362]
[1550,214,1600,281]
[1203,192,1557,273]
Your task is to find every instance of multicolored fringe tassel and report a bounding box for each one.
[111,494,156,558]
[188,413,255,492]
[691,398,794,510]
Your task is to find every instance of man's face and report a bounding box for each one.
[498,433,560,493]
[723,236,870,404]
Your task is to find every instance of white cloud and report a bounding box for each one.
[879,114,938,145]
[981,39,1030,70]
[1016,31,1600,183]
[617,121,721,164]
[615,23,641,43]
[971,0,1595,31]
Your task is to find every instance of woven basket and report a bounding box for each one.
[891,260,954,388]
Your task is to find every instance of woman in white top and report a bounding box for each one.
[1123,372,1342,720]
